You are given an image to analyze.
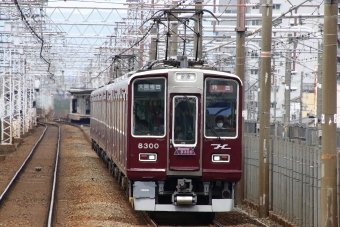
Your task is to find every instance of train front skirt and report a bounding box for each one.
[132,181,234,212]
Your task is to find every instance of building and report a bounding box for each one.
[67,88,94,123]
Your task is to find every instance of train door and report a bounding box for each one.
[169,95,201,171]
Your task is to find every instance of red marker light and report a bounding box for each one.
[221,156,228,161]
[140,154,148,160]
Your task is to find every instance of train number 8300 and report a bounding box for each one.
[138,143,159,149]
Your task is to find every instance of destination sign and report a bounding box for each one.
[138,84,162,92]
[209,84,233,93]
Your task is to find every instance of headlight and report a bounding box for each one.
[175,73,197,82]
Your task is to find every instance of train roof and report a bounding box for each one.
[126,68,243,86]
[91,67,244,96]
[68,88,94,95]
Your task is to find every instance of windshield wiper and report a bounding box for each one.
[206,121,221,141]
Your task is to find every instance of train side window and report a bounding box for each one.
[132,78,166,137]
[205,79,238,138]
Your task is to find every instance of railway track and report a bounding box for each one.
[0,123,60,226]
[141,211,225,227]
[49,119,270,227]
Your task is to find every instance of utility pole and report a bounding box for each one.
[258,0,272,218]
[317,41,323,119]
[235,0,246,205]
[273,76,277,121]
[299,71,303,124]
[284,34,292,128]
[109,36,113,81]
[138,7,144,69]
[170,0,179,58]
[149,36,157,62]
[149,0,157,63]
[321,1,338,226]
[272,42,276,122]
[257,59,261,122]
[194,0,203,60]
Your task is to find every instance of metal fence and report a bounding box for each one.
[244,121,322,148]
[243,121,334,227]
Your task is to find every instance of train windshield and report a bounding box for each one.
[205,78,238,138]
[132,78,165,136]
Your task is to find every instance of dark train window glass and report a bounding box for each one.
[205,78,238,138]
[173,96,197,145]
[132,78,165,136]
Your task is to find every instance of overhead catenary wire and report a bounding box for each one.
[93,20,157,80]
[13,0,55,82]
[95,0,193,79]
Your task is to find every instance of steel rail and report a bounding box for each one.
[0,123,48,202]
[212,219,224,227]
[140,211,158,227]
[47,123,61,227]
[0,123,61,227]
[233,207,271,227]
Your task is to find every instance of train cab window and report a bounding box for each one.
[132,78,165,136]
[173,96,197,145]
[205,79,238,138]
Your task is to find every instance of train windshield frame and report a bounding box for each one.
[132,77,166,137]
[204,78,238,138]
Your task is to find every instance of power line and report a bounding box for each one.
[13,0,55,81]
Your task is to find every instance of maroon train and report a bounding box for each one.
[90,68,243,213]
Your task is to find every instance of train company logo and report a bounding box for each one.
[211,144,230,149]
[174,147,196,155]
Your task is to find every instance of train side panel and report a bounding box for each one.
[90,89,101,145]
[105,81,129,175]
[96,87,107,150]
[101,89,107,151]
[105,88,113,163]
[91,81,129,175]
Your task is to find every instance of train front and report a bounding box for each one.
[127,69,242,213]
